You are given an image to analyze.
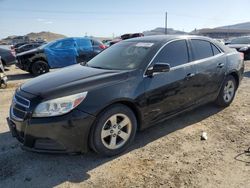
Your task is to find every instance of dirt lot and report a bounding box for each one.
[0,63,250,188]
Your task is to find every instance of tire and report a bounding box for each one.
[90,104,137,157]
[215,75,237,107]
[31,60,49,76]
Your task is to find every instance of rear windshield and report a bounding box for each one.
[230,37,250,44]
[86,41,154,70]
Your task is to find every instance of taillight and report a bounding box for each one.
[239,52,244,60]
[11,50,16,57]
[99,44,106,50]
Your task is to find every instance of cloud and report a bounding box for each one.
[37,18,45,22]
[36,18,53,24]
[44,21,53,24]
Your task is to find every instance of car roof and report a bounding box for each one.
[123,35,233,53]
[125,35,215,43]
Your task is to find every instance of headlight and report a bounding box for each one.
[33,92,88,117]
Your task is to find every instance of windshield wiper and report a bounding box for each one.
[87,65,106,69]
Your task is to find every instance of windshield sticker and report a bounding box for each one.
[135,42,154,47]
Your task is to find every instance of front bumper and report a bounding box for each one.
[5,60,17,67]
[16,57,31,71]
[7,109,96,153]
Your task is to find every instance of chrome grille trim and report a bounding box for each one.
[10,107,24,121]
[14,93,30,108]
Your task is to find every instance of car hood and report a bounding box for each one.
[21,64,129,98]
[17,47,42,56]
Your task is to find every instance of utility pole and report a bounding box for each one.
[165,12,168,35]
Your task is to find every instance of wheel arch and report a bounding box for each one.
[30,57,50,69]
[227,71,239,89]
[87,99,142,152]
[97,100,142,131]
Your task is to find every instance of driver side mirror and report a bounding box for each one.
[145,62,171,77]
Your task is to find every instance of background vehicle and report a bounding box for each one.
[0,56,8,88]
[226,36,250,60]
[15,43,45,54]
[11,42,28,51]
[109,33,144,46]
[16,37,106,76]
[0,47,16,68]
[8,35,244,156]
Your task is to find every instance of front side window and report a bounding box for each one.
[191,40,213,60]
[153,40,189,67]
[50,40,74,49]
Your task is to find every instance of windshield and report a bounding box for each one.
[86,41,154,70]
[230,37,250,44]
[38,40,59,49]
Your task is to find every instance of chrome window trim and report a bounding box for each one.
[143,38,186,77]
[143,38,225,77]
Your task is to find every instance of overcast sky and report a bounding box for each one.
[0,0,250,38]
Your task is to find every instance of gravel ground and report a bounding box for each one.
[0,63,249,188]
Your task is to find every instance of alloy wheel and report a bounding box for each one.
[223,80,235,103]
[101,113,132,150]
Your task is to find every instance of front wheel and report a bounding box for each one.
[31,60,49,76]
[215,75,237,107]
[90,104,137,157]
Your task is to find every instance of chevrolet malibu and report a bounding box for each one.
[7,35,244,156]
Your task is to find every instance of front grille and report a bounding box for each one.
[11,93,30,121]
[14,93,30,108]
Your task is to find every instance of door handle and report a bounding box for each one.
[217,63,224,68]
[186,73,195,79]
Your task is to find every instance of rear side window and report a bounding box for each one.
[191,40,213,60]
[211,44,221,56]
[91,40,101,47]
[76,39,93,51]
[154,40,189,67]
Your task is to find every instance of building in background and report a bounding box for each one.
[191,28,250,39]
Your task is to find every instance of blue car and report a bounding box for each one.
[16,37,106,76]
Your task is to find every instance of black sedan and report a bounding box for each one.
[7,35,244,156]
[16,43,44,54]
[0,47,16,67]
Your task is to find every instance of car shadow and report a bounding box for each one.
[7,73,34,81]
[0,103,222,187]
[244,71,250,78]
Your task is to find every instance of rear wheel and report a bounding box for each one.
[215,75,237,107]
[90,104,137,157]
[31,60,49,76]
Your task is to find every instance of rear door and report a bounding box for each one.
[76,38,94,63]
[143,39,198,124]
[189,39,226,102]
[45,39,78,68]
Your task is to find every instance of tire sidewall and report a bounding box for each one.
[217,75,237,107]
[91,104,137,157]
[31,60,49,76]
